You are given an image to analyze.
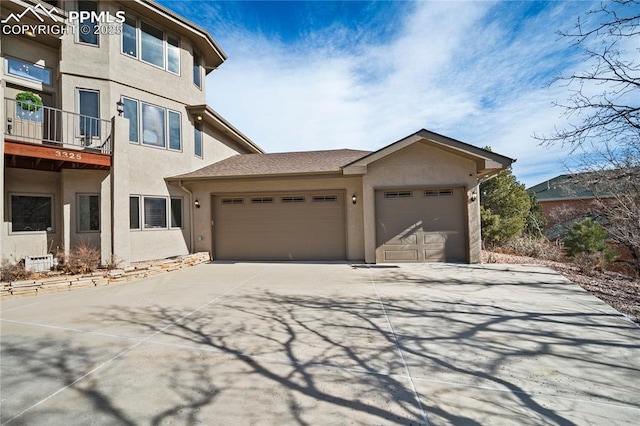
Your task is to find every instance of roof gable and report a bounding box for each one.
[342,129,514,178]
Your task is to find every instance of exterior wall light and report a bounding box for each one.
[197,115,203,121]
[470,191,478,202]
[194,199,201,208]
[352,194,357,205]
[116,100,124,116]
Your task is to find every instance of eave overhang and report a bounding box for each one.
[132,0,227,71]
[186,105,263,154]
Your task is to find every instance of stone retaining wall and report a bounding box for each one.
[1,252,211,299]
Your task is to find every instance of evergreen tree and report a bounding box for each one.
[480,168,531,246]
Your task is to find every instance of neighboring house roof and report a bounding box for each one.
[168,149,371,180]
[186,105,263,154]
[342,129,514,178]
[528,173,613,201]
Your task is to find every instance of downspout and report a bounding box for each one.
[178,180,195,254]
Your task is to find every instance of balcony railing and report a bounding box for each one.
[4,97,112,155]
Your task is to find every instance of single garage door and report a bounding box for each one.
[213,192,346,261]
[375,188,467,263]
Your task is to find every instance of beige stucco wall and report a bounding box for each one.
[362,141,482,263]
[60,169,109,253]
[2,35,60,102]
[183,175,365,261]
[58,1,206,111]
[3,169,62,260]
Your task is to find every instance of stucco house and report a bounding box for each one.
[2,0,513,267]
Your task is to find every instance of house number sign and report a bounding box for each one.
[55,150,82,160]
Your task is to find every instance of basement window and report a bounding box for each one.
[384,191,412,199]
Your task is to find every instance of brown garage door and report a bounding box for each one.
[375,188,467,263]
[213,192,346,261]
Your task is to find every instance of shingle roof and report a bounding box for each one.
[528,173,614,201]
[169,149,371,180]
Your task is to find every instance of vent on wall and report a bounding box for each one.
[251,197,274,204]
[384,191,412,199]
[221,198,244,205]
[312,195,337,202]
[281,196,305,203]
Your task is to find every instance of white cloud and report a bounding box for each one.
[206,1,599,187]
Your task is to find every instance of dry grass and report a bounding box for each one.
[483,250,640,324]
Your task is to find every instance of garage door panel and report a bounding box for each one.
[214,193,345,261]
[384,249,418,261]
[375,188,466,263]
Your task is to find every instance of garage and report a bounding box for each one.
[213,192,346,261]
[375,187,467,263]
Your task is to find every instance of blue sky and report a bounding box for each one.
[157,0,609,187]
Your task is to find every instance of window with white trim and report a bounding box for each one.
[122,97,138,143]
[193,50,202,88]
[130,196,140,229]
[122,14,137,57]
[121,14,180,75]
[168,110,181,151]
[78,89,100,138]
[144,197,167,228]
[77,0,99,45]
[10,194,53,233]
[170,197,183,228]
[123,96,181,150]
[142,102,165,148]
[6,57,52,85]
[77,194,100,232]
[194,123,203,158]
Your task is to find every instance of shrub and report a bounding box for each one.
[63,242,101,275]
[1,259,33,282]
[564,218,617,270]
[506,236,564,261]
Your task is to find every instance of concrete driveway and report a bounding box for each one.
[1,262,639,425]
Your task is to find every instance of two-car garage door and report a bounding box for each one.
[375,188,467,263]
[212,188,467,263]
[213,192,346,261]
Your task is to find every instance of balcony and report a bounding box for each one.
[4,97,112,170]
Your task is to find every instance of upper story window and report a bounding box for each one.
[121,14,180,75]
[141,22,164,68]
[122,96,181,151]
[122,15,137,57]
[194,123,203,158]
[77,0,99,46]
[6,57,52,85]
[78,89,100,138]
[193,51,202,89]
